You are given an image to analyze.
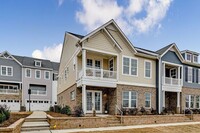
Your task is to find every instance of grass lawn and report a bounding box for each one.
[0,112,32,127]
[79,124,200,133]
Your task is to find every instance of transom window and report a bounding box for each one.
[1,66,13,76]
[122,91,137,108]
[44,71,50,80]
[145,61,151,78]
[185,95,194,108]
[145,92,151,108]
[123,57,138,76]
[25,69,31,78]
[35,70,41,79]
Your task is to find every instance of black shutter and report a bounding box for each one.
[185,67,188,82]
[193,68,195,83]
[197,69,199,83]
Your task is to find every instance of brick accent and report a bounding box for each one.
[181,87,200,112]
[0,118,24,133]
[116,84,156,111]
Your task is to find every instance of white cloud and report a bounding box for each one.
[32,44,62,62]
[58,0,65,6]
[76,0,172,34]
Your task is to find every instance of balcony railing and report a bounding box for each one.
[0,89,19,94]
[162,77,181,86]
[31,90,46,95]
[78,67,117,80]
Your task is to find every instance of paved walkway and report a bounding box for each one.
[26,111,47,118]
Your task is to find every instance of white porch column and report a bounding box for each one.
[82,84,86,114]
[178,66,180,85]
[82,49,86,77]
[163,91,165,108]
[177,92,180,107]
[163,63,165,85]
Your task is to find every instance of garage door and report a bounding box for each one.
[0,99,20,112]
[26,100,50,111]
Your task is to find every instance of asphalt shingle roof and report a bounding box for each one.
[68,32,84,39]
[156,43,174,55]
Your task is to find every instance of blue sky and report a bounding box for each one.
[0,0,200,62]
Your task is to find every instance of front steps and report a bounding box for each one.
[21,118,50,132]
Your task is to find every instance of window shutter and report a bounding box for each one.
[196,69,199,83]
[185,67,188,82]
[193,68,195,83]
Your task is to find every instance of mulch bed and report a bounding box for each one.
[0,112,32,127]
[46,111,70,117]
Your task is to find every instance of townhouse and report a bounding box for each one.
[58,19,200,115]
[0,51,59,111]
[58,20,157,114]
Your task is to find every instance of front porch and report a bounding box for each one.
[79,85,116,115]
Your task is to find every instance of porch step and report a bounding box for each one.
[107,116,121,126]
[21,120,50,131]
[25,118,47,122]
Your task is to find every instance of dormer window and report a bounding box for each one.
[35,60,41,67]
[193,55,198,63]
[186,53,192,62]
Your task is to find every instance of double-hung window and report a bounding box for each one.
[145,92,151,108]
[1,66,13,76]
[122,91,137,108]
[186,53,191,62]
[185,95,195,108]
[193,55,198,63]
[87,59,93,68]
[35,70,41,79]
[145,61,151,78]
[196,96,200,108]
[25,69,31,78]
[188,67,192,83]
[123,57,138,76]
[44,71,50,80]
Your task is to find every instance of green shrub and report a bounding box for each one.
[54,105,61,113]
[0,113,6,124]
[49,106,54,112]
[74,106,84,117]
[0,105,10,120]
[61,106,71,115]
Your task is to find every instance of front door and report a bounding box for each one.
[86,90,102,113]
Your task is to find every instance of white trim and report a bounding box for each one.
[122,91,138,108]
[187,66,193,83]
[118,81,156,88]
[144,60,152,79]
[186,53,192,62]
[135,48,158,56]
[25,68,31,78]
[0,80,22,84]
[82,47,118,56]
[122,55,138,77]
[35,70,41,79]
[44,71,50,80]
[162,61,183,67]
[86,90,102,113]
[1,65,13,76]
[193,55,198,63]
[0,51,22,66]
[34,60,42,67]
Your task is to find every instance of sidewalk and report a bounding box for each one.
[26,111,47,118]
[50,121,200,133]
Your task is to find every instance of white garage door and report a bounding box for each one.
[0,99,20,112]
[26,100,50,111]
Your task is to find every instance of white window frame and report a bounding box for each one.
[193,55,198,63]
[188,67,192,83]
[198,69,200,84]
[144,60,152,78]
[145,92,151,108]
[186,53,192,62]
[44,71,50,80]
[122,56,138,77]
[35,60,41,67]
[1,66,13,76]
[25,68,31,78]
[122,91,137,108]
[196,96,200,109]
[185,95,195,109]
[35,70,41,79]
[70,91,75,101]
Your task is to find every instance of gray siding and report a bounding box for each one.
[183,65,200,89]
[0,57,22,82]
[162,51,182,65]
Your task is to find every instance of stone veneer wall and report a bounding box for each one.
[181,87,200,112]
[116,84,156,111]
[0,118,24,133]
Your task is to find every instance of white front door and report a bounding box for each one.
[86,90,102,113]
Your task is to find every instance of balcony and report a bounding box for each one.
[162,77,182,86]
[31,90,46,95]
[0,89,19,95]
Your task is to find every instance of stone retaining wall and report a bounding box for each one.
[0,118,24,133]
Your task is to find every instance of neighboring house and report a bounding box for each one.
[0,51,59,111]
[58,20,157,114]
[0,51,22,111]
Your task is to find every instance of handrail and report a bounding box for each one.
[115,105,123,124]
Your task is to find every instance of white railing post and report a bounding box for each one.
[101,69,103,79]
[82,49,86,77]
[171,78,172,85]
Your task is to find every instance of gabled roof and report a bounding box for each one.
[0,51,22,66]
[67,32,84,39]
[156,43,185,62]
[51,62,60,71]
[181,50,199,56]
[79,19,137,53]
